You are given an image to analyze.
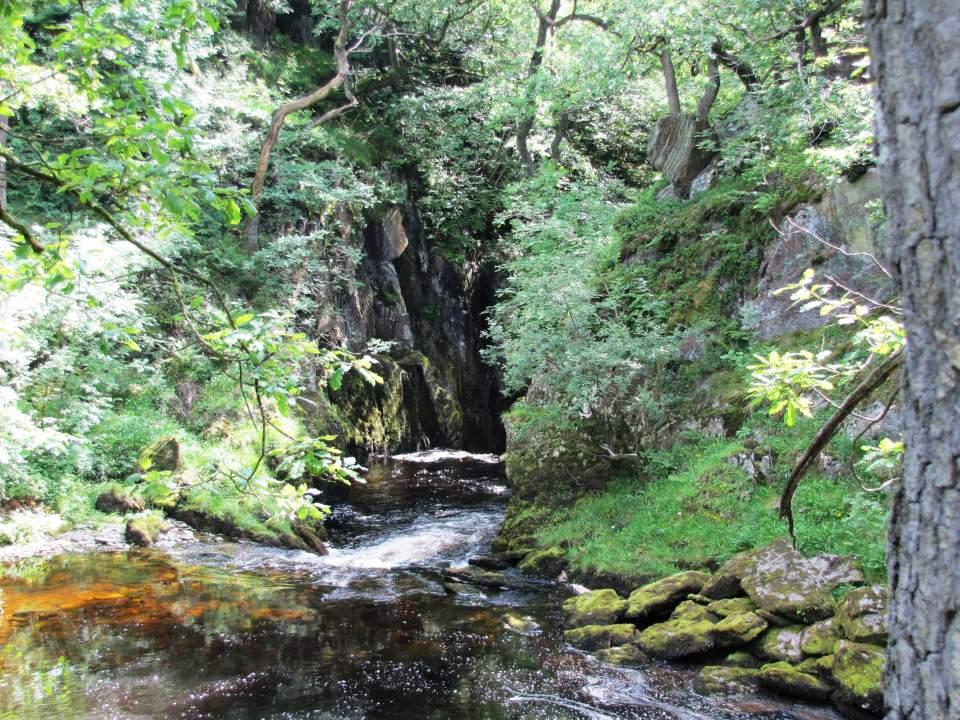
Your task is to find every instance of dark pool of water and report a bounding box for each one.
[0,452,843,720]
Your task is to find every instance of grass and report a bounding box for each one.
[535,419,889,587]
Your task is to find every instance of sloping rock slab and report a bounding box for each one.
[624,571,710,622]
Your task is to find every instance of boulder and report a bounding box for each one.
[837,586,888,645]
[563,589,628,628]
[138,435,180,472]
[518,546,567,578]
[593,643,648,666]
[797,654,836,680]
[647,113,717,190]
[693,666,762,695]
[736,540,837,622]
[636,601,717,659]
[832,640,885,715]
[707,597,758,618]
[801,618,842,656]
[95,486,145,515]
[125,514,169,547]
[758,661,834,701]
[564,624,638,652]
[752,625,806,663]
[723,651,760,668]
[624,571,710,622]
[502,614,540,635]
[714,611,768,647]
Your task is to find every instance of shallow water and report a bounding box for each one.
[0,452,842,720]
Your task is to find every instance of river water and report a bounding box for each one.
[0,451,841,720]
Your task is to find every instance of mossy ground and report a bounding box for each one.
[529,413,888,587]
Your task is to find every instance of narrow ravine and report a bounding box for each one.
[0,452,843,720]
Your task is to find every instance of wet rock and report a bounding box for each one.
[694,666,762,695]
[502,614,540,635]
[636,601,717,659]
[801,618,842,656]
[442,565,542,593]
[593,643,648,666]
[468,551,525,571]
[138,435,181,472]
[125,514,169,547]
[707,597,758,617]
[563,588,628,628]
[624,571,710,622]
[714,611,768,647]
[758,661,833,701]
[831,640,885,716]
[95,486,145,515]
[564,623,638,652]
[736,540,837,622]
[723,651,760,668]
[751,625,806,663]
[836,586,888,644]
[518,546,567,578]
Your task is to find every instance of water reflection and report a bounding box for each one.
[0,452,842,720]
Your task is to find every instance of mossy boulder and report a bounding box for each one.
[95,485,145,515]
[564,623,638,651]
[636,601,717,659]
[757,661,833,701]
[563,589,628,628]
[125,513,169,547]
[797,653,836,680]
[723,651,760,668]
[624,571,710,622]
[593,643,648,666]
[714,611,768,647]
[707,597,758,618]
[836,586,888,645]
[138,435,180,472]
[801,617,842,656]
[752,625,806,663]
[693,666,762,695]
[518,546,567,578]
[832,640,885,715]
[737,540,836,623]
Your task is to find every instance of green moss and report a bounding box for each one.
[635,601,717,659]
[624,571,710,622]
[518,546,566,578]
[563,624,639,651]
[125,511,168,547]
[714,611,768,646]
[757,661,833,701]
[694,665,762,695]
[563,589,628,628]
[832,640,885,714]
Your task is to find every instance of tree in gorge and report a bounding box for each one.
[865,1,960,717]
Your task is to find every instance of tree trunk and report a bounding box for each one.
[517,0,561,176]
[659,48,681,115]
[0,116,7,211]
[866,1,960,718]
[549,110,570,164]
[695,55,720,123]
[243,0,355,253]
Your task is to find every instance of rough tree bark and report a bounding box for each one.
[659,48,682,115]
[516,0,561,176]
[243,0,356,253]
[865,1,960,718]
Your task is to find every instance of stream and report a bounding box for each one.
[0,451,843,720]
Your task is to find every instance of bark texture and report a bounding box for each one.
[865,1,960,718]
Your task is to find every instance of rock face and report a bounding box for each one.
[646,114,717,191]
[308,203,504,457]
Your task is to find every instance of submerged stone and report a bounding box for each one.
[593,643,648,666]
[502,614,540,634]
[564,623,638,651]
[563,588,627,628]
[758,661,833,701]
[832,640,885,715]
[693,665,761,695]
[624,571,710,622]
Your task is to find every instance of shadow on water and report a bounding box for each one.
[0,451,843,720]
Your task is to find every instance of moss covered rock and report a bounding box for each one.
[138,435,180,472]
[518,546,566,578]
[723,651,760,668]
[797,653,836,680]
[95,485,145,515]
[693,666,762,695]
[832,640,885,715]
[624,571,710,622]
[801,617,842,657]
[757,661,833,701]
[707,597,758,618]
[593,643,648,666]
[736,540,836,623]
[836,586,888,645]
[636,601,717,659]
[564,623,638,651]
[125,513,168,547]
[714,610,768,647]
[752,625,806,663]
[563,589,628,628]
